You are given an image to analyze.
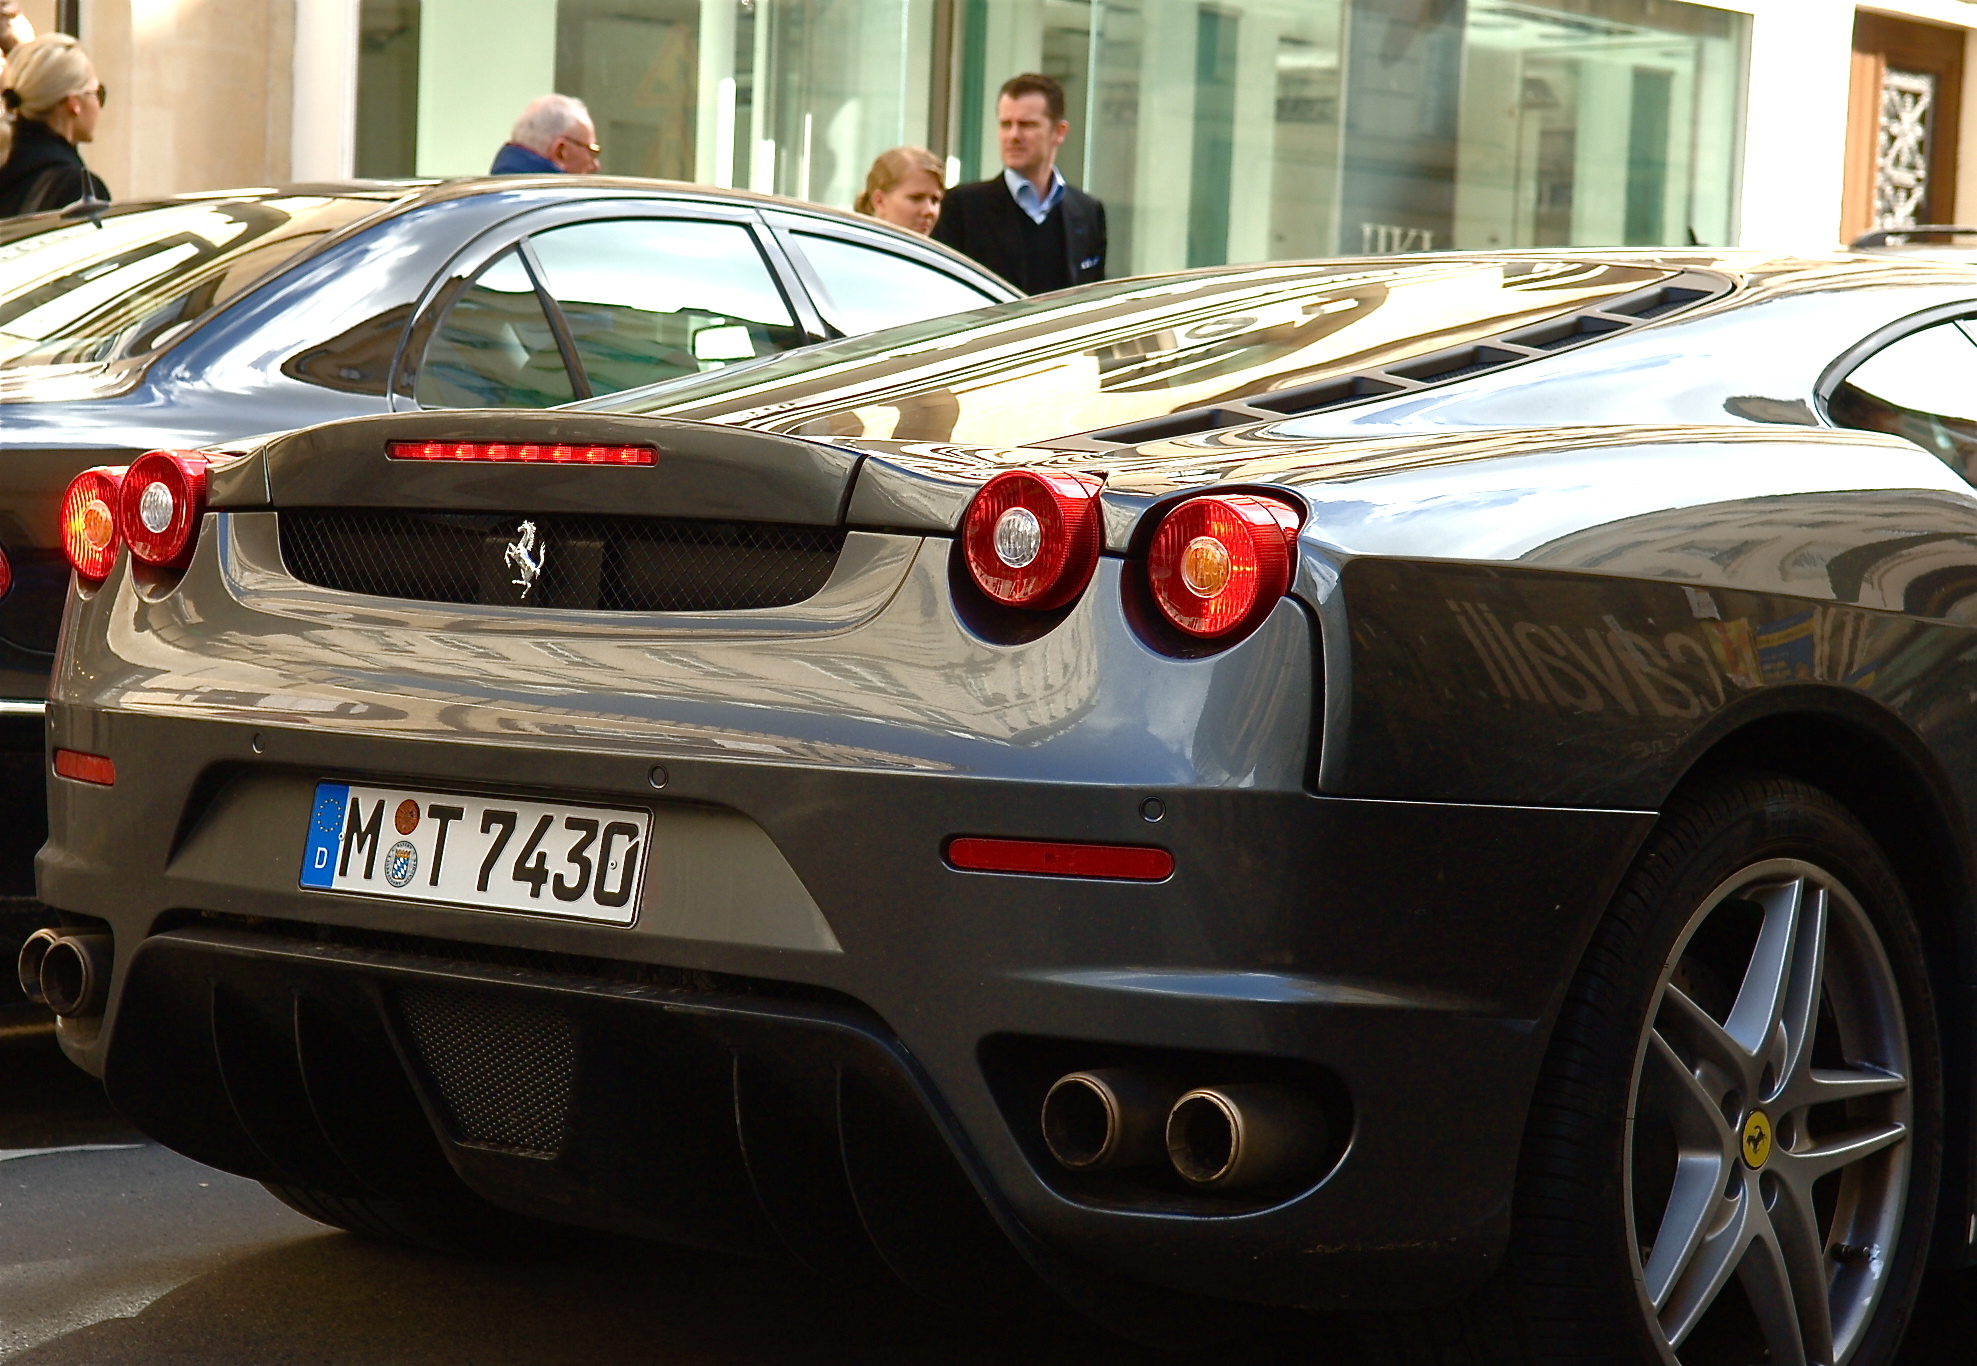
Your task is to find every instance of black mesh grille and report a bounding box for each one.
[398,984,577,1156]
[279,510,846,612]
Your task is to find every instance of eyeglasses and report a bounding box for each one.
[557,136,601,155]
[78,83,105,107]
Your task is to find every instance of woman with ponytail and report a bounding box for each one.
[854,146,945,236]
[0,34,108,218]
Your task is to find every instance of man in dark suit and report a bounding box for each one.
[933,73,1105,294]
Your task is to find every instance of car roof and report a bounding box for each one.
[36,177,1011,294]
[164,174,977,247]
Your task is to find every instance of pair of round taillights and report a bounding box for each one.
[60,450,210,581]
[961,469,1302,640]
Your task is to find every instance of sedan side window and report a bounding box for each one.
[792,231,999,334]
[526,218,805,398]
[415,248,575,409]
[1830,319,1977,480]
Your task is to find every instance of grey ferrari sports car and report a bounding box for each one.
[0,177,1011,990]
[31,250,1977,1364]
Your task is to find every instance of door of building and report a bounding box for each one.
[1843,12,1966,243]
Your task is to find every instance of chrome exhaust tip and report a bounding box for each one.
[1041,1069,1179,1171]
[36,933,112,1018]
[15,927,59,1006]
[1166,1083,1327,1190]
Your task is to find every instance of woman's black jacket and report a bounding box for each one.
[0,119,108,218]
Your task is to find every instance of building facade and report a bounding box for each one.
[19,1,1977,268]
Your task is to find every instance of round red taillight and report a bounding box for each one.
[962,469,1104,610]
[60,467,125,581]
[117,450,209,568]
[1146,494,1302,639]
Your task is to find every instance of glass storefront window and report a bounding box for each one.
[355,0,1747,269]
[1453,1,1745,251]
[957,0,1744,273]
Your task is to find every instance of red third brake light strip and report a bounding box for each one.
[946,836,1173,881]
[387,441,656,466]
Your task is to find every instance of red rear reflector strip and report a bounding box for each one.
[946,837,1173,881]
[53,749,115,786]
[387,441,656,466]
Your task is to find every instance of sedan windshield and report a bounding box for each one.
[0,195,387,369]
[597,257,1676,443]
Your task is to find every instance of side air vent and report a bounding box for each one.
[1062,266,1732,445]
[1500,314,1628,351]
[1083,408,1254,445]
[1248,375,1406,416]
[280,510,846,612]
[1387,345,1528,384]
[1603,283,1712,320]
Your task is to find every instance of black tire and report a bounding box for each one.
[1363,774,1943,1365]
[262,1181,569,1258]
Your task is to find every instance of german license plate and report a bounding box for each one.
[300,782,649,925]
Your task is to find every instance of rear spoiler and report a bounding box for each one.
[208,411,859,526]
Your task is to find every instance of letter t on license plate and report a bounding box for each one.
[300,782,649,925]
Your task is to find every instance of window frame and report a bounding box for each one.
[1822,304,1977,479]
[409,243,582,410]
[760,208,1016,338]
[1817,299,1977,422]
[391,197,824,411]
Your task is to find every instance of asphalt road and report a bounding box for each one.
[1,1024,1972,1365]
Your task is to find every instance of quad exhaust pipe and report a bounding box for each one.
[1041,1069,1327,1191]
[1041,1069,1183,1170]
[17,929,113,1018]
[1165,1083,1327,1190]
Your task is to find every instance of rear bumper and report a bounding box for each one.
[39,702,1652,1314]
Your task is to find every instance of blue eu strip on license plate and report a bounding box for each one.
[301,782,350,889]
[299,780,649,925]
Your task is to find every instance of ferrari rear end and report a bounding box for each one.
[33,410,1646,1333]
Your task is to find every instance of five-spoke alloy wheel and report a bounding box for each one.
[1629,859,1914,1363]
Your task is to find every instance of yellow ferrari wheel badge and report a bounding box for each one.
[1741,1110,1773,1169]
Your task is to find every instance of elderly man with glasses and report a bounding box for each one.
[490,94,601,176]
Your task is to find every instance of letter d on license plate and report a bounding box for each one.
[301,782,649,926]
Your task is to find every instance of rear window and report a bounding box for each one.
[0,196,383,369]
[597,258,1676,443]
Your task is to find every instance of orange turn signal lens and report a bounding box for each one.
[53,749,115,786]
[60,467,125,581]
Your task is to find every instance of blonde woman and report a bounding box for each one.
[0,34,107,217]
[854,146,945,236]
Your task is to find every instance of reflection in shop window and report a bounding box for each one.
[354,0,1745,269]
[1454,2,1743,251]
[557,0,702,181]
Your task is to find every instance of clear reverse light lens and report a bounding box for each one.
[137,481,174,534]
[993,506,1042,568]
